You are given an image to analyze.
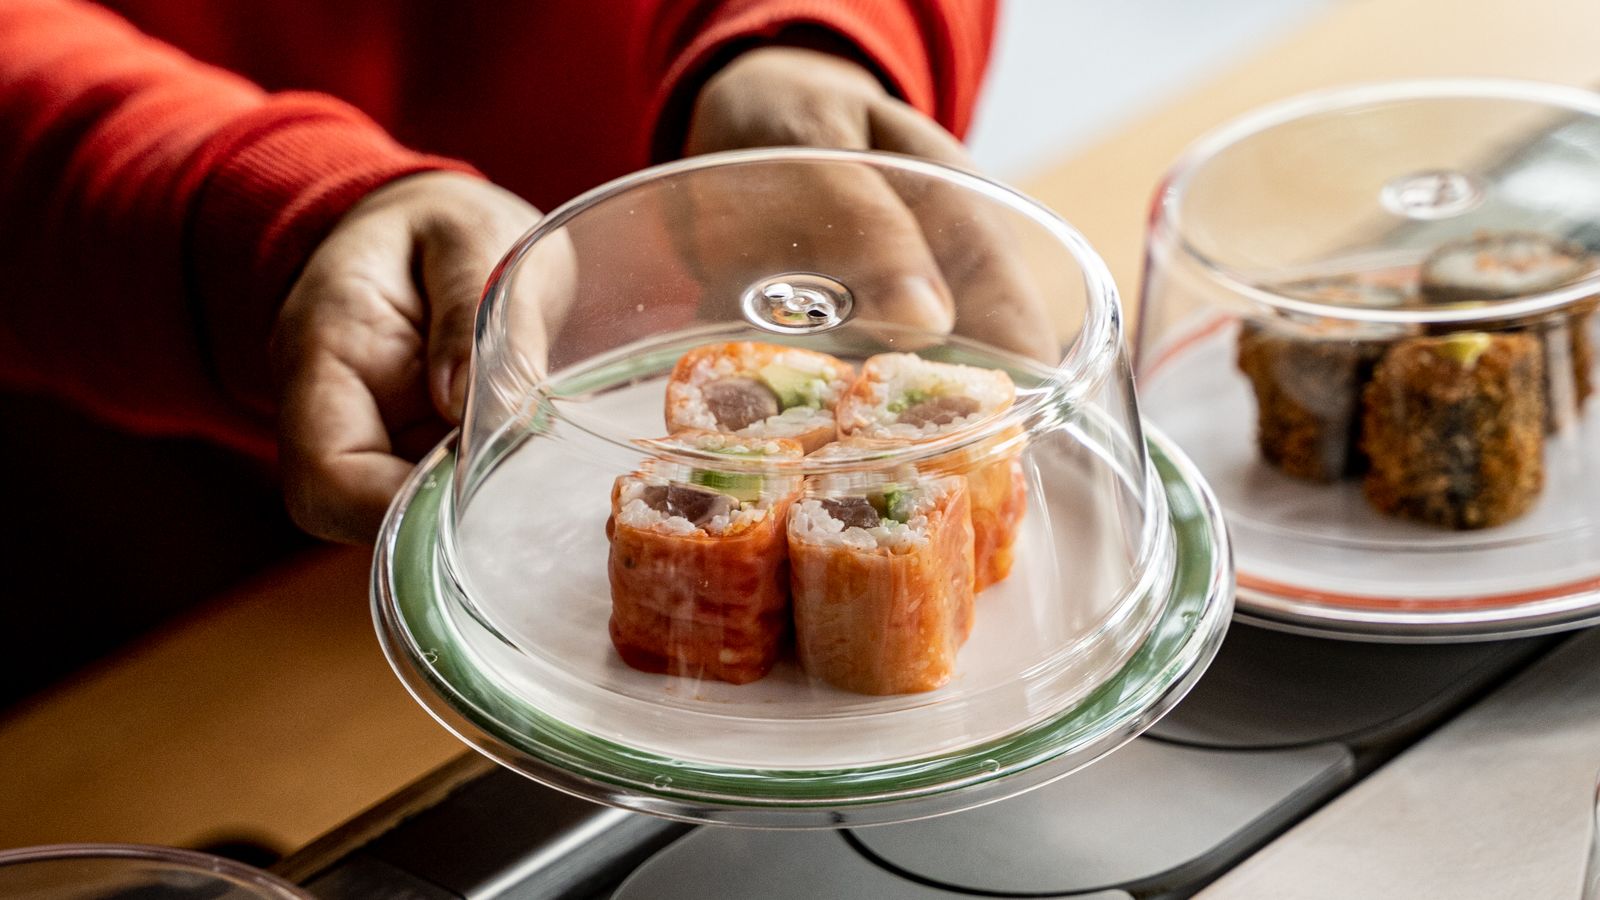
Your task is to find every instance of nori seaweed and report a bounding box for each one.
[1361,333,1546,529]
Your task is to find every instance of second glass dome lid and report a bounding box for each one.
[1137,80,1600,640]
[375,149,1233,824]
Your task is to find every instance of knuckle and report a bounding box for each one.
[430,299,479,353]
[427,192,529,246]
[289,277,420,362]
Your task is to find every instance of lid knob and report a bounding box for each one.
[1380,169,1485,220]
[741,273,854,334]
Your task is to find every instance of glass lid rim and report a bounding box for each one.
[498,322,1086,481]
[0,843,311,895]
[1156,77,1600,325]
[476,146,1122,420]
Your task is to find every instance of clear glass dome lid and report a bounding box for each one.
[374,149,1234,825]
[458,148,1124,489]
[1137,79,1600,640]
[0,844,312,899]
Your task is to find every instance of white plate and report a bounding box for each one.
[448,377,1167,769]
[1141,315,1600,639]
[373,426,1233,826]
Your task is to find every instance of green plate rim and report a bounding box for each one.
[372,428,1233,817]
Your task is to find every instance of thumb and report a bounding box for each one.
[420,213,534,422]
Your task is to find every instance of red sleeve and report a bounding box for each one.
[645,0,998,161]
[0,0,475,457]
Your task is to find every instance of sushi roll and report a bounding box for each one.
[606,432,804,684]
[1420,231,1596,426]
[1236,277,1407,482]
[787,474,976,695]
[835,353,1024,591]
[1419,231,1593,304]
[1531,311,1596,431]
[1236,325,1384,482]
[665,342,855,453]
[1361,332,1546,529]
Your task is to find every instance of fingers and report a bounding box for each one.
[278,348,417,543]
[684,149,957,341]
[868,101,1062,364]
[680,45,1055,359]
[271,195,438,543]
[680,48,957,341]
[273,276,431,543]
[418,197,545,422]
[492,227,575,386]
[270,173,558,544]
[418,224,490,422]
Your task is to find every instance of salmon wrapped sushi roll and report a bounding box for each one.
[836,353,1024,590]
[665,342,855,453]
[788,474,975,695]
[606,432,803,684]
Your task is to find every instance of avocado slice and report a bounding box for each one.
[689,469,764,503]
[757,363,825,409]
[870,486,916,523]
[1432,332,1493,368]
[886,388,931,415]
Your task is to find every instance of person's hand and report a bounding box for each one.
[683,46,1056,361]
[270,171,570,543]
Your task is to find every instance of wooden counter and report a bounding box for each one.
[2,0,1599,858]
[0,549,462,852]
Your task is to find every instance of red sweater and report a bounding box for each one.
[0,0,995,457]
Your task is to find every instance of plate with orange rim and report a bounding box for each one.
[1141,312,1600,642]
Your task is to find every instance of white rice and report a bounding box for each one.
[638,431,804,496]
[803,464,921,489]
[737,406,836,440]
[840,353,1014,440]
[660,432,795,457]
[614,476,772,537]
[785,477,956,554]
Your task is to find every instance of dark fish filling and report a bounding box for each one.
[897,394,981,428]
[819,496,881,529]
[702,377,781,431]
[639,483,736,527]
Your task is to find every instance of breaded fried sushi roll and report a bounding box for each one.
[665,342,855,453]
[836,353,1024,590]
[1237,327,1385,482]
[1421,231,1596,426]
[606,432,804,684]
[1361,333,1546,529]
[788,474,975,695]
[1236,278,1406,482]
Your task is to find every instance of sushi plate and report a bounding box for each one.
[371,426,1233,827]
[1142,315,1600,643]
